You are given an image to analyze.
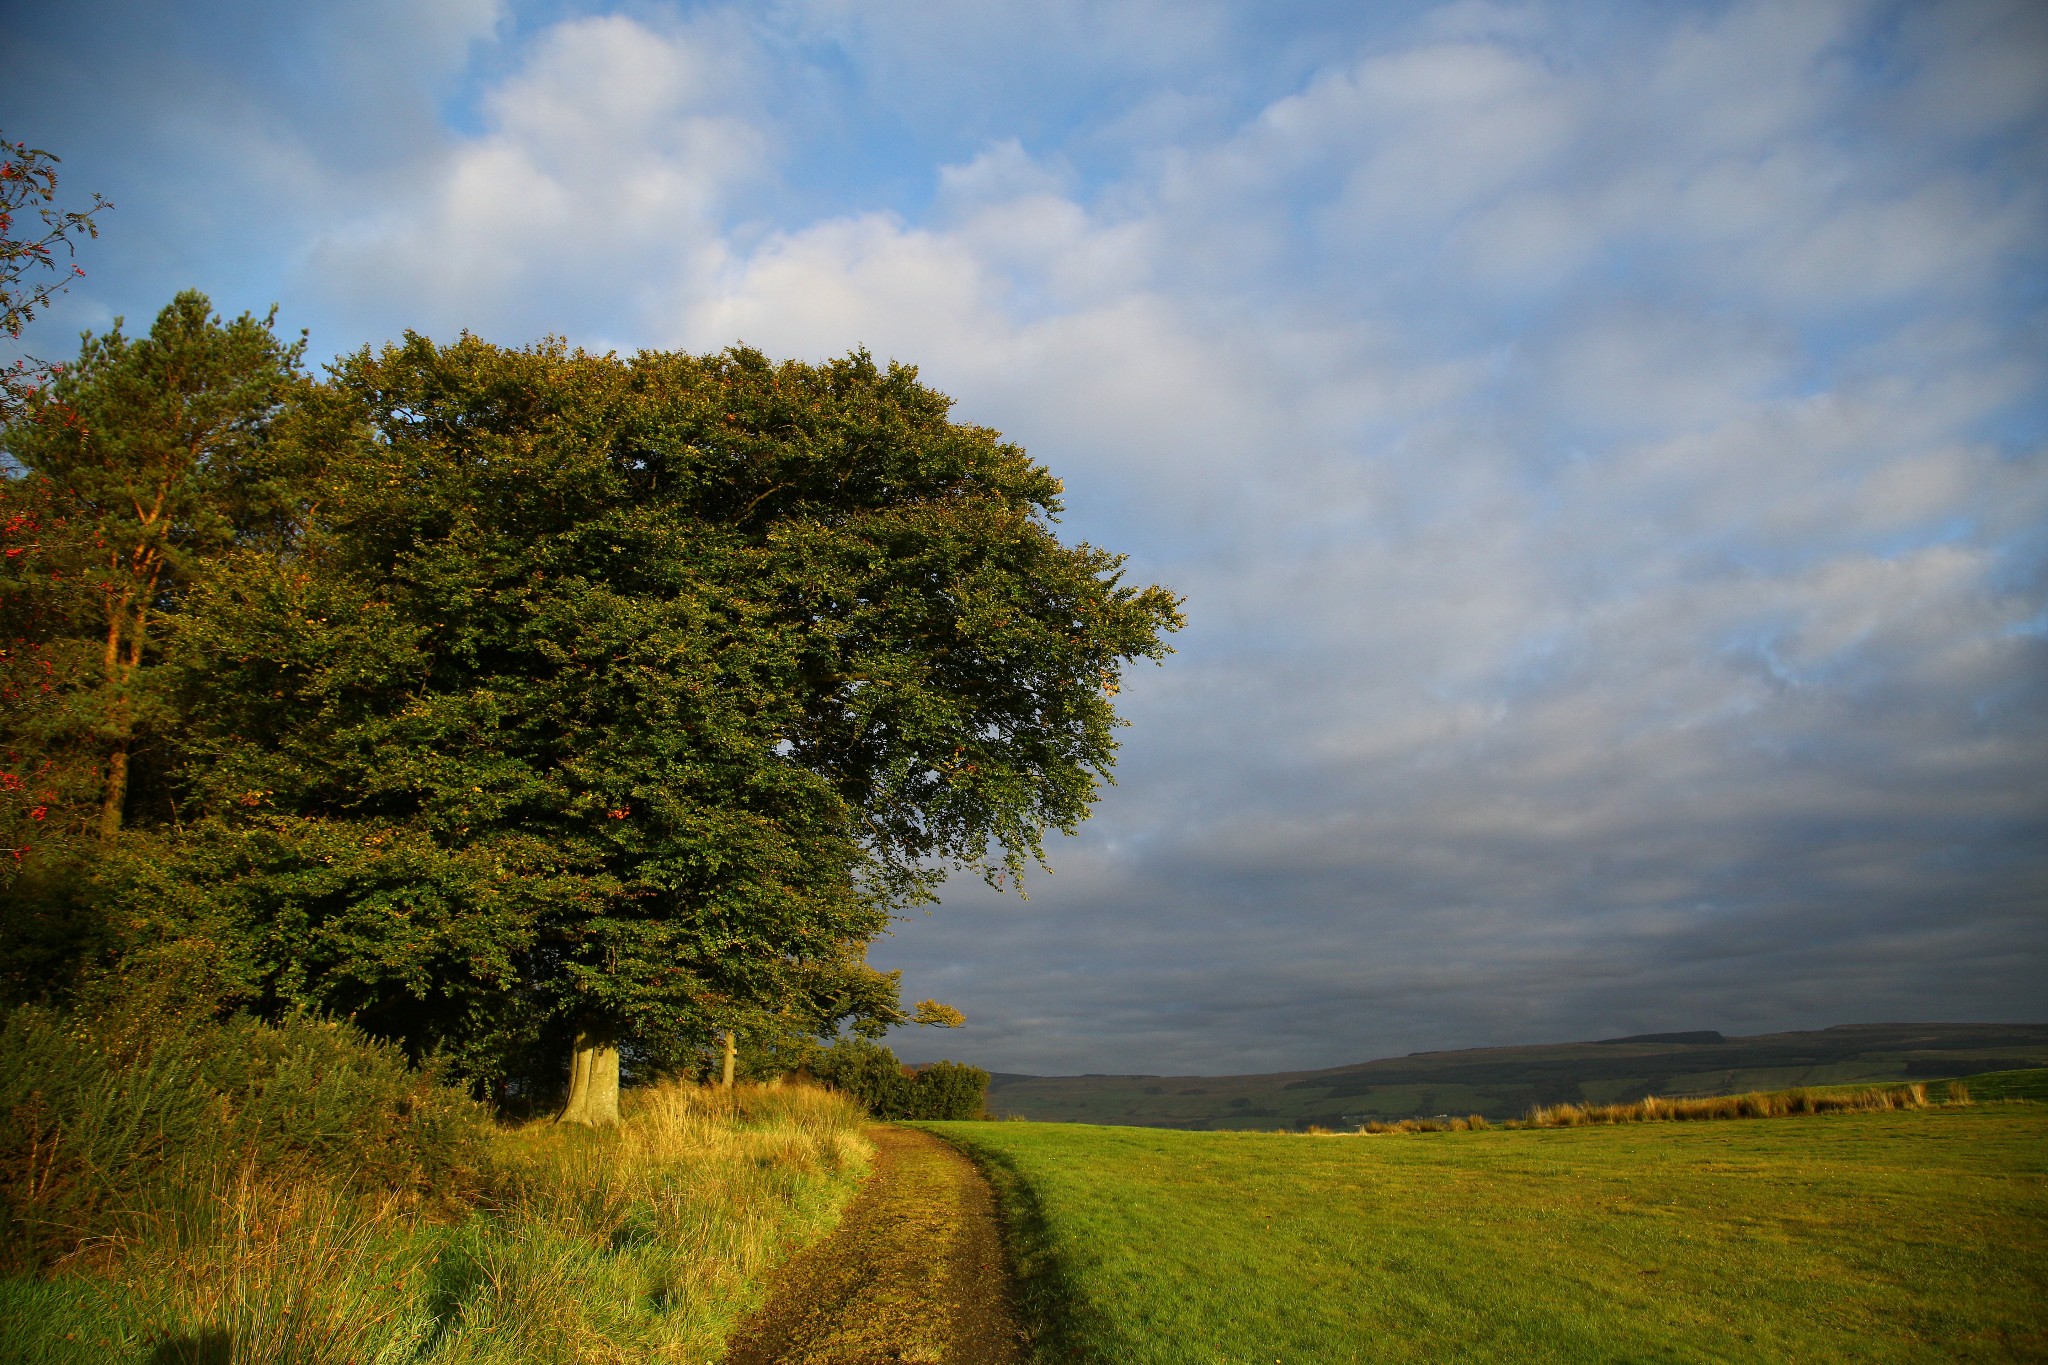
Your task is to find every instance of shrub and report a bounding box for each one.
[810,1037,911,1117]
[807,1039,989,1120]
[902,1061,990,1121]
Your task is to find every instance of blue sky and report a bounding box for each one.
[6,0,2044,1074]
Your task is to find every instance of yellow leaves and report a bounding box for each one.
[912,999,966,1028]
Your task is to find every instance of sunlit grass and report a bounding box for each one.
[1,1080,871,1364]
[931,1105,2048,1363]
[1517,1079,1946,1129]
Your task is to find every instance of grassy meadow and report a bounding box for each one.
[0,1009,872,1365]
[930,1100,2048,1363]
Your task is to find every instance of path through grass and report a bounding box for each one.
[931,1106,2048,1363]
[722,1125,1024,1365]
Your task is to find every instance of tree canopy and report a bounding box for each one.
[141,332,1181,1093]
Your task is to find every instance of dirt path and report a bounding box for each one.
[721,1125,1028,1365]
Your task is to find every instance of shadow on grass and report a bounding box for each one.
[145,1332,229,1364]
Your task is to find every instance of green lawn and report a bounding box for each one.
[927,1106,2048,1363]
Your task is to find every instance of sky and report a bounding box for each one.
[4,0,2044,1075]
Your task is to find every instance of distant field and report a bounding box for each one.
[929,1104,2048,1363]
[984,1021,2048,1129]
[1964,1068,2048,1103]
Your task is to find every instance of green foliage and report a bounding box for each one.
[902,1060,990,1121]
[809,1037,988,1119]
[811,1036,911,1116]
[935,1109,2048,1363]
[3,303,1168,1100]
[0,1004,490,1270]
[0,288,305,874]
[158,334,1178,1084]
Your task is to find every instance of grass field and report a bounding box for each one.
[929,1104,2048,1363]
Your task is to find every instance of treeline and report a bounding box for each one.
[0,287,1178,1112]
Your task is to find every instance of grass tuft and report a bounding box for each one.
[1516,1081,1944,1130]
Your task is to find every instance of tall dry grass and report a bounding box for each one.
[111,1171,438,1365]
[1348,1082,1961,1136]
[3,1078,872,1364]
[429,1081,873,1363]
[1521,1082,1943,1129]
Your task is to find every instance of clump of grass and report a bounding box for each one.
[0,1005,491,1273]
[1519,1082,1948,1130]
[1348,1085,1959,1136]
[2,1010,872,1365]
[435,1080,872,1362]
[116,1171,437,1365]
[1355,1114,1491,1134]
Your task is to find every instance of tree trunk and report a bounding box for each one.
[97,577,149,840]
[558,1025,621,1126]
[99,606,131,839]
[98,742,129,841]
[722,1030,736,1088]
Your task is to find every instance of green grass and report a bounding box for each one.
[0,1081,872,1364]
[1962,1069,2048,1103]
[928,1106,2048,1363]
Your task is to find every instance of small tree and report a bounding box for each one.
[2,291,306,840]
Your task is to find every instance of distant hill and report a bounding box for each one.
[983,1022,2048,1129]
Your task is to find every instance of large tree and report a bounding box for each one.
[171,335,1181,1121]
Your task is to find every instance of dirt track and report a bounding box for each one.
[721,1125,1028,1365]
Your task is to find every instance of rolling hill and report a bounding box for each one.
[983,1022,2048,1129]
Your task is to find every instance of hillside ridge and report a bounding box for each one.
[982,1021,2048,1129]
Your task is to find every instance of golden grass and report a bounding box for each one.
[1347,1081,1955,1135]
[1354,1113,1492,1134]
[6,1079,872,1364]
[1521,1081,1942,1128]
[110,1171,436,1365]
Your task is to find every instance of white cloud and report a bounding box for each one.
[303,12,768,343]
[20,0,2043,1071]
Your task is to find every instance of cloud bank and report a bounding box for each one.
[6,0,2044,1072]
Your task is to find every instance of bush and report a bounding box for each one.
[810,1037,910,1116]
[0,1005,490,1269]
[903,1060,990,1120]
[807,1039,989,1120]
